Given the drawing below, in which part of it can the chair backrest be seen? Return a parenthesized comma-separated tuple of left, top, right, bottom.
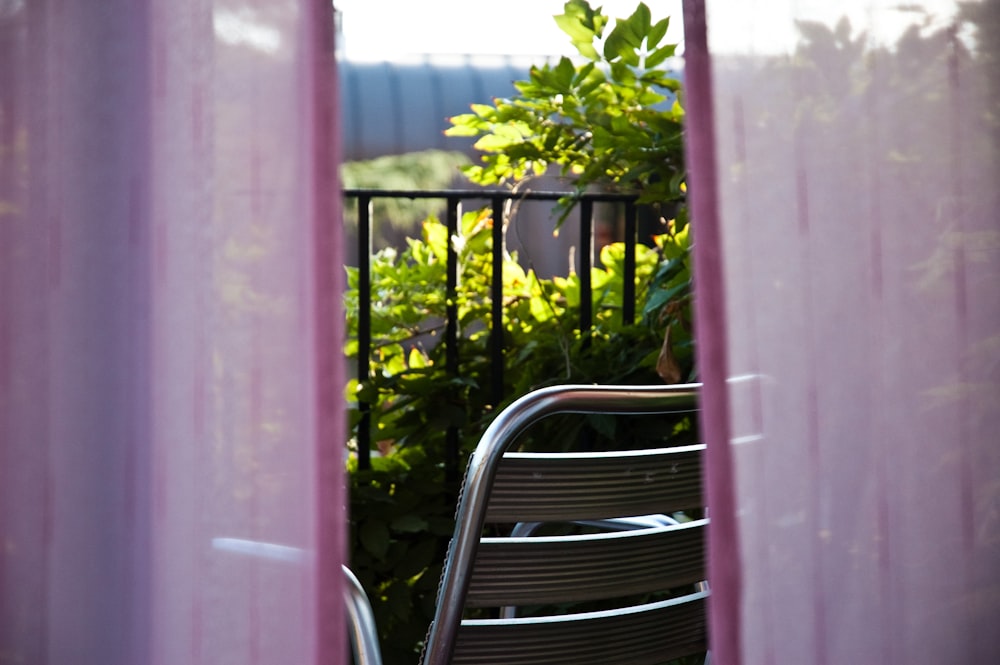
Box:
(420, 383, 706, 665)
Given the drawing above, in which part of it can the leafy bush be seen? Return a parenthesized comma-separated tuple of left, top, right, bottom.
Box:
(345, 207, 690, 447)
(446, 0, 693, 380)
(345, 2, 694, 662)
(345, 209, 693, 664)
(447, 0, 685, 220)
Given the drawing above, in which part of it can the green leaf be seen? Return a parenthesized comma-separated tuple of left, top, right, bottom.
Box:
(609, 61, 637, 86)
(553, 13, 596, 45)
(613, 9, 645, 49)
(390, 513, 429, 533)
(670, 97, 685, 119)
(603, 25, 629, 61)
(554, 56, 576, 91)
(408, 347, 429, 369)
(632, 3, 652, 36)
(444, 121, 478, 138)
(556, 0, 608, 38)
(360, 519, 390, 559)
(573, 61, 596, 85)
(423, 219, 448, 261)
(644, 43, 676, 69)
(473, 133, 513, 152)
(470, 103, 496, 117)
(648, 16, 670, 48)
(659, 278, 691, 304)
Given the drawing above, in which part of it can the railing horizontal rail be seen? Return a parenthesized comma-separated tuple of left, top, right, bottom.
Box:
(343, 188, 641, 202)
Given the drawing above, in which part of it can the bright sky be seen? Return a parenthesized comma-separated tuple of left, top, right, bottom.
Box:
(333, 0, 964, 61)
(334, 0, 685, 61)
(211, 1, 967, 61)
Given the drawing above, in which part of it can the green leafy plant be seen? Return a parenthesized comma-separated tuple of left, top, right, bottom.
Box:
(348, 446, 453, 665)
(345, 3, 695, 662)
(344, 207, 686, 451)
(446, 0, 692, 380)
(446, 0, 686, 219)
(346, 208, 695, 664)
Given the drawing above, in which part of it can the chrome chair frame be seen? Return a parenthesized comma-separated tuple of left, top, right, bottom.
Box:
(420, 383, 705, 665)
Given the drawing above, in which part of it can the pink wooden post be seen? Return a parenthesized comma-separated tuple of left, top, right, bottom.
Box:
(0, 1, 345, 663)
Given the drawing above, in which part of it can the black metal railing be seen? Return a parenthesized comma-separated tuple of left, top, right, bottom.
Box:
(344, 188, 646, 475)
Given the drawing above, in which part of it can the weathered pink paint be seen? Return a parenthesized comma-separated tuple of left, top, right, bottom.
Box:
(0, 2, 345, 664)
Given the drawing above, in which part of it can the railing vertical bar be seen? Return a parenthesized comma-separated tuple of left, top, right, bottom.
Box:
(445, 196, 461, 483)
(357, 194, 373, 471)
(579, 197, 596, 451)
(345, 189, 649, 473)
(579, 198, 594, 338)
(490, 196, 505, 407)
(623, 200, 637, 325)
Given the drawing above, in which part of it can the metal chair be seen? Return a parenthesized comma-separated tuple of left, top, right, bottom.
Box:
(420, 383, 708, 665)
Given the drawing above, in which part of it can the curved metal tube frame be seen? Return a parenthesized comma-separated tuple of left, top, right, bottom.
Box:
(344, 565, 383, 665)
(420, 382, 700, 665)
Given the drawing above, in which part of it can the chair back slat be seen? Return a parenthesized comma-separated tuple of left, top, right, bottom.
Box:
(466, 519, 706, 608)
(486, 446, 704, 523)
(419, 384, 706, 665)
(452, 591, 709, 665)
